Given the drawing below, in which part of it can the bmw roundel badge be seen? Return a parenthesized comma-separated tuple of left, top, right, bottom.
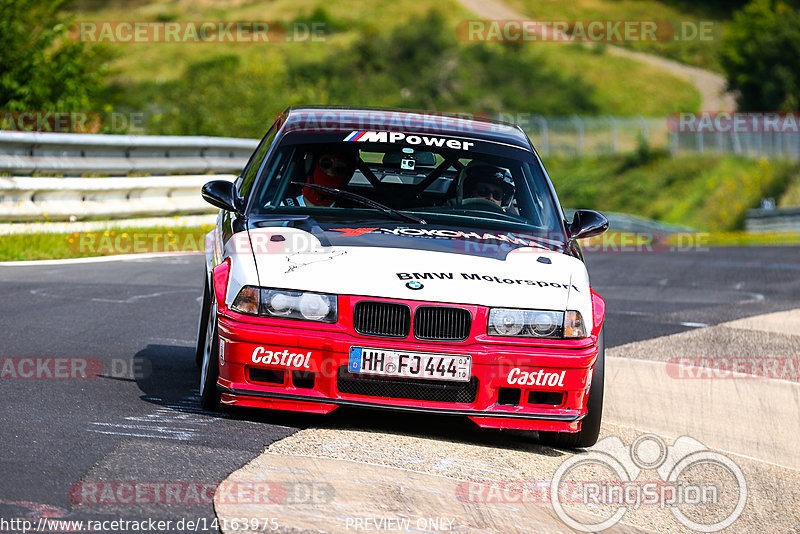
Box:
(406, 281, 424, 290)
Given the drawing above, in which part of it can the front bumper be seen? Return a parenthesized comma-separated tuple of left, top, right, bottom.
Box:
(216, 311, 600, 433)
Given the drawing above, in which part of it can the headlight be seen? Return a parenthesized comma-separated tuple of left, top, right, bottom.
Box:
(488, 309, 526, 336)
(231, 286, 337, 323)
(487, 309, 587, 339)
(297, 293, 332, 321)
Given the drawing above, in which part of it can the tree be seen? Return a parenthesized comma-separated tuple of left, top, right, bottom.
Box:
(719, 0, 800, 110)
(0, 0, 109, 111)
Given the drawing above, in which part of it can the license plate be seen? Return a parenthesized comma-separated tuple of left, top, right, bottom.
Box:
(348, 347, 471, 382)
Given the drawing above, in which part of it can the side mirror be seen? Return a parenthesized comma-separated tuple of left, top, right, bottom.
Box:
(569, 209, 609, 240)
(201, 180, 238, 212)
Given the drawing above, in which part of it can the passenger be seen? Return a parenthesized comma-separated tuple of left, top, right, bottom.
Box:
(299, 149, 357, 207)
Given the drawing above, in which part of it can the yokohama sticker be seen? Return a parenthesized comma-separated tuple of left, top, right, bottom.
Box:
(331, 227, 538, 246)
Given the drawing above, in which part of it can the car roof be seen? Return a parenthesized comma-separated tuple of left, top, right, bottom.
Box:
(280, 106, 533, 151)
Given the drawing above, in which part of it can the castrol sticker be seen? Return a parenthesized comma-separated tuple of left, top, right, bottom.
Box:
(252, 347, 313, 369)
(507, 368, 566, 387)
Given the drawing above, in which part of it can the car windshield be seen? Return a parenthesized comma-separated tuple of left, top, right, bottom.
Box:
(248, 134, 563, 235)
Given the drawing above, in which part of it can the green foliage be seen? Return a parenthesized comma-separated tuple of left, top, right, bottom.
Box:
(661, 0, 750, 17)
(292, 6, 349, 34)
(141, 10, 598, 137)
(720, 0, 800, 110)
(547, 153, 798, 231)
(778, 170, 800, 207)
(618, 135, 667, 172)
(0, 0, 111, 111)
(146, 55, 284, 137)
(289, 11, 598, 113)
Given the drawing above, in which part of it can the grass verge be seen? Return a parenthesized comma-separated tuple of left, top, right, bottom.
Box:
(0, 226, 211, 261)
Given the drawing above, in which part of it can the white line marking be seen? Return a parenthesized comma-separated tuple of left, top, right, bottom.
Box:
(90, 422, 198, 433)
(679, 321, 708, 328)
(86, 429, 191, 441)
(738, 291, 765, 304)
(146, 337, 195, 345)
(30, 287, 196, 304)
(124, 416, 208, 424)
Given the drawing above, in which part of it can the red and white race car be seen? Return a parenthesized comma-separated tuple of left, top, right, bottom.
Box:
(196, 107, 608, 447)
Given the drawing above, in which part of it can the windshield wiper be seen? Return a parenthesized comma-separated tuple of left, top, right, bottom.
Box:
(291, 182, 426, 225)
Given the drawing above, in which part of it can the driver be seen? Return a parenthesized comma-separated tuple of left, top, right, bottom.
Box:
(462, 163, 514, 207)
(298, 149, 358, 207)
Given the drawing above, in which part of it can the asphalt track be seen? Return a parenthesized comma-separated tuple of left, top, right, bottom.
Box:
(1, 246, 798, 532)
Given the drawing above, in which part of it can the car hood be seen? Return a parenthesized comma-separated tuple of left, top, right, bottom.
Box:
(243, 225, 592, 319)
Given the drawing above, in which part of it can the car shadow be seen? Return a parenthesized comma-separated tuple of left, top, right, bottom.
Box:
(323, 407, 566, 457)
(130, 343, 567, 457)
(128, 343, 316, 428)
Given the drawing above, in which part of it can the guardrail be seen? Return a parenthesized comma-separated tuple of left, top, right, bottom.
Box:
(0, 130, 256, 176)
(745, 207, 800, 232)
(0, 131, 255, 222)
(0, 175, 235, 222)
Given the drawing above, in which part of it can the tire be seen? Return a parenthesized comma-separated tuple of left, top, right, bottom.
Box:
(199, 289, 221, 411)
(539, 328, 604, 449)
(195, 273, 211, 368)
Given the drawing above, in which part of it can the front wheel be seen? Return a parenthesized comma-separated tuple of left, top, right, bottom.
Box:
(195, 273, 211, 368)
(199, 297, 221, 411)
(539, 328, 604, 449)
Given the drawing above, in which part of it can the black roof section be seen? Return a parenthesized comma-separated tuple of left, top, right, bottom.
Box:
(280, 106, 532, 150)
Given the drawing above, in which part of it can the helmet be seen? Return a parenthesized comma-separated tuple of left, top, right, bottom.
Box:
(303, 148, 358, 206)
(462, 162, 515, 205)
